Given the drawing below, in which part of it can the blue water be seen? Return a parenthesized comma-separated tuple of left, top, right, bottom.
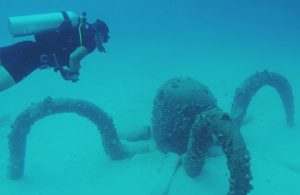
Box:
(0, 0, 299, 194)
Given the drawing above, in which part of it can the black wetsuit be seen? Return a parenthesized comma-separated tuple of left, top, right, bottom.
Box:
(0, 22, 96, 82)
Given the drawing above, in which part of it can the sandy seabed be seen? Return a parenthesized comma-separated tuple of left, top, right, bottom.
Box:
(0, 55, 299, 195)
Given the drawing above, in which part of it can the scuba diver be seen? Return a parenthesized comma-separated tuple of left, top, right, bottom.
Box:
(0, 11, 110, 92)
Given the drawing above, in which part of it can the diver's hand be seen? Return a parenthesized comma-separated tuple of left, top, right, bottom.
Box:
(60, 67, 80, 83)
(67, 71, 80, 83)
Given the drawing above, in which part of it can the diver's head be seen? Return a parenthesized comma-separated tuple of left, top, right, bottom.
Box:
(92, 19, 110, 52)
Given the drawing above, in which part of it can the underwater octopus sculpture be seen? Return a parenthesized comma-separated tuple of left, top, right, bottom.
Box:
(7, 70, 294, 195)
(152, 70, 294, 195)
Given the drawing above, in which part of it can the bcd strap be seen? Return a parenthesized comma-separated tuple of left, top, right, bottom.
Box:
(61, 11, 70, 22)
(61, 11, 84, 47)
(57, 11, 73, 33)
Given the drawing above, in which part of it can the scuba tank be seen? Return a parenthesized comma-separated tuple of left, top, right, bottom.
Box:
(8, 11, 78, 37)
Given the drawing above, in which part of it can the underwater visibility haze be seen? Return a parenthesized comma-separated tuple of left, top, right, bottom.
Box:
(0, 0, 299, 194)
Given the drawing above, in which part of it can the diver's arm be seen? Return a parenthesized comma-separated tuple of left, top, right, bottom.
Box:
(69, 46, 88, 73)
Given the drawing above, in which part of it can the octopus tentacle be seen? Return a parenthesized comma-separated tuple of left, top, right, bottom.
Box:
(231, 70, 294, 127)
(182, 113, 213, 177)
(183, 109, 252, 195)
(199, 108, 252, 195)
(8, 97, 129, 180)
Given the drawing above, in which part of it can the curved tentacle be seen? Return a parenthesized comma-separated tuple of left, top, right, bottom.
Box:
(231, 70, 294, 127)
(8, 97, 129, 180)
(182, 114, 213, 177)
(185, 108, 253, 195)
